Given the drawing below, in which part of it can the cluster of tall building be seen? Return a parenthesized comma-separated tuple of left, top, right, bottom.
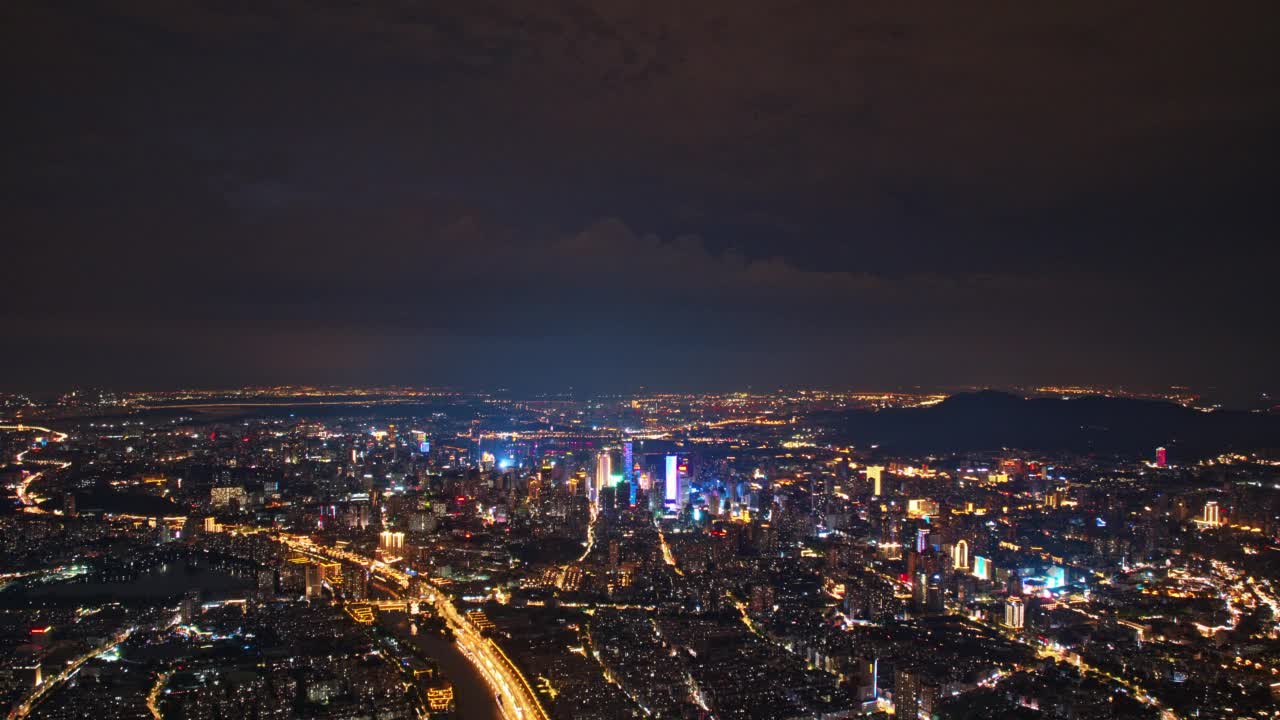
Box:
(588, 446, 693, 514)
(379, 530, 405, 551)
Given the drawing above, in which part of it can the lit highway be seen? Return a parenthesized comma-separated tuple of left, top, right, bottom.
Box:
(0, 424, 70, 442)
(428, 595, 550, 720)
(145, 671, 171, 720)
(271, 533, 550, 720)
(6, 628, 135, 720)
(1030, 638, 1178, 720)
(13, 459, 70, 511)
(576, 502, 599, 562)
(657, 527, 684, 576)
(3, 424, 70, 512)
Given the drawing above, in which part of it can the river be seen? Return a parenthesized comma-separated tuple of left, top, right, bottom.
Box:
(382, 615, 504, 720)
(0, 559, 251, 606)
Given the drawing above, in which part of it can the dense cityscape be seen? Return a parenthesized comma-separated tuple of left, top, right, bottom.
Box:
(5, 1, 1277, 718)
(2, 386, 1278, 719)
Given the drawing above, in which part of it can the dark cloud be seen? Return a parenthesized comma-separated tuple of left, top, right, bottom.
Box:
(1, 1, 1276, 394)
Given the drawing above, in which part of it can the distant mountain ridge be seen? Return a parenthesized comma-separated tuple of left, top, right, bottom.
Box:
(826, 390, 1280, 457)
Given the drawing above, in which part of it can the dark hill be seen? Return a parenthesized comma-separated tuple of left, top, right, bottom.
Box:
(826, 391, 1280, 457)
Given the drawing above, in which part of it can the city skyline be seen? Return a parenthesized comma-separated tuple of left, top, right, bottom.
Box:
(2, 3, 1278, 718)
(3, 385, 1278, 719)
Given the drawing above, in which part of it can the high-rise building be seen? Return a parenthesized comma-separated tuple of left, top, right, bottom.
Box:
(664, 455, 679, 506)
(952, 539, 969, 570)
(895, 668, 922, 720)
(972, 554, 993, 581)
(318, 562, 341, 591)
(1202, 500, 1219, 526)
(853, 657, 878, 702)
(282, 557, 308, 595)
(867, 465, 885, 496)
(256, 568, 275, 600)
(180, 590, 202, 623)
(1156, 446, 1168, 467)
(210, 485, 247, 510)
(1008, 572, 1023, 596)
(622, 442, 634, 482)
(926, 574, 944, 614)
(305, 564, 323, 600)
(912, 571, 927, 613)
(595, 452, 612, 503)
(1004, 597, 1025, 629)
(379, 530, 405, 551)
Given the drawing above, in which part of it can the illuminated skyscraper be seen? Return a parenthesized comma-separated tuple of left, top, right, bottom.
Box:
(210, 485, 247, 509)
(867, 465, 885, 496)
(1202, 500, 1219, 526)
(952, 539, 969, 570)
(623, 442, 634, 482)
(912, 571, 927, 613)
(1004, 597, 1024, 629)
(1156, 446, 1168, 467)
(594, 452, 612, 503)
(380, 530, 405, 551)
(665, 455, 679, 505)
(972, 555, 992, 580)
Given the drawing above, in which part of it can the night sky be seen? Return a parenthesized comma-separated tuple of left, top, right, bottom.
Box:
(3, 2, 1276, 395)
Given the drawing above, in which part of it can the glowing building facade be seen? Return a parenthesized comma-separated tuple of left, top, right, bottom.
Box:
(1004, 597, 1025, 629)
(380, 530, 405, 551)
(867, 465, 885, 496)
(665, 455, 679, 506)
(1203, 500, 1219, 526)
(595, 452, 612, 503)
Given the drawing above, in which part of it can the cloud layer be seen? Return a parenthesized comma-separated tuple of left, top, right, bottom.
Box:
(1, 1, 1276, 393)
